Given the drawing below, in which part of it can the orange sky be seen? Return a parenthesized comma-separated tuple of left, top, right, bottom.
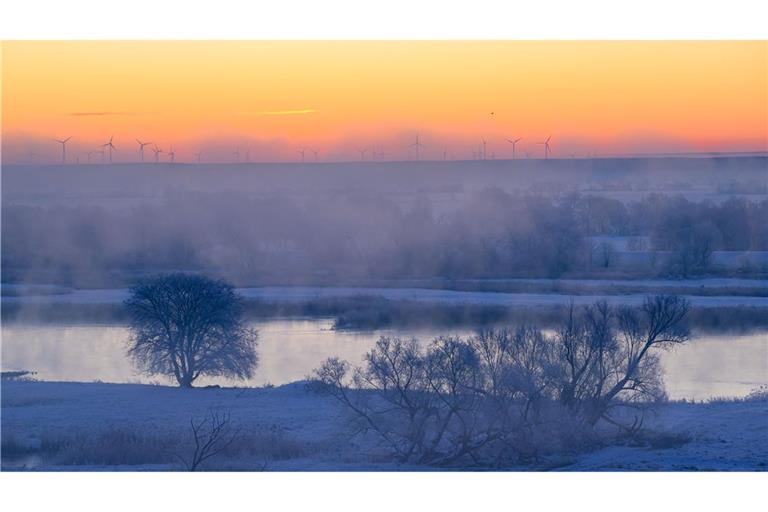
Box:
(2, 41, 766, 163)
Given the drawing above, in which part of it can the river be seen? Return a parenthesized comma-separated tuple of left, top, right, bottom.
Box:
(2, 318, 765, 401)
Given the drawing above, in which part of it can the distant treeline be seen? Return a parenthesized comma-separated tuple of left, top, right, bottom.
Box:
(3, 190, 767, 285)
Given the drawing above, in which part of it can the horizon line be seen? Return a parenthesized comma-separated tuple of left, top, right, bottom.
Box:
(6, 150, 768, 167)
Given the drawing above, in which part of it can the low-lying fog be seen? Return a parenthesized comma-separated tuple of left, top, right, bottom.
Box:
(2, 156, 767, 287)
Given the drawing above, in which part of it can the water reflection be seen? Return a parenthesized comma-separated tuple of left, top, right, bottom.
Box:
(1, 319, 765, 401)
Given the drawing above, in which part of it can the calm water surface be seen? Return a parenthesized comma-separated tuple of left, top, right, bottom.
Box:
(2, 319, 766, 401)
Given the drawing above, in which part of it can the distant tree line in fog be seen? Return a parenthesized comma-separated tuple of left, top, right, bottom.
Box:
(3, 190, 767, 285)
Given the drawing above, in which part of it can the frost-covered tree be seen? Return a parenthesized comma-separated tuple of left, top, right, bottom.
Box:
(125, 273, 258, 388)
(313, 295, 690, 467)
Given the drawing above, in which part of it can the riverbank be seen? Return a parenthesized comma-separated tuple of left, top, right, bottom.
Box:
(4, 281, 768, 334)
(2, 380, 766, 471)
(3, 281, 767, 306)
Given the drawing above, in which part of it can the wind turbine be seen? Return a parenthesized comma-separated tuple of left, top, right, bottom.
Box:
(299, 148, 307, 162)
(537, 135, 552, 159)
(245, 149, 251, 163)
(152, 145, 163, 163)
(481, 139, 487, 160)
(374, 146, 388, 161)
(136, 139, 151, 162)
(312, 149, 319, 162)
(101, 135, 116, 164)
(194, 151, 202, 163)
(443, 147, 448, 161)
(233, 147, 241, 163)
(409, 133, 425, 161)
(356, 147, 368, 161)
(506, 137, 522, 159)
(53, 137, 71, 164)
(168, 146, 176, 163)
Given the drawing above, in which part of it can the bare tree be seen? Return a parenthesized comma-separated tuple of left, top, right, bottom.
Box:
(554, 295, 690, 426)
(312, 295, 691, 467)
(125, 273, 258, 388)
(176, 410, 239, 471)
(314, 338, 435, 462)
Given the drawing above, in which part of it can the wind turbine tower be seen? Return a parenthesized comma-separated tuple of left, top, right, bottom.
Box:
(409, 133, 426, 161)
(506, 137, 522, 159)
(53, 137, 71, 164)
(136, 139, 152, 162)
(538, 136, 552, 159)
(101, 135, 117, 164)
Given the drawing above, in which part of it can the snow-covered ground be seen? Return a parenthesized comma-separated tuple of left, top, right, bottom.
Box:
(567, 401, 768, 471)
(2, 380, 766, 471)
(459, 277, 768, 289)
(3, 284, 767, 308)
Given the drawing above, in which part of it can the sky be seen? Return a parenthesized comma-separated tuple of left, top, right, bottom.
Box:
(2, 40, 766, 163)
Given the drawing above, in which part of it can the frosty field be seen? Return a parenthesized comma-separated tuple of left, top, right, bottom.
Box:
(3, 380, 766, 471)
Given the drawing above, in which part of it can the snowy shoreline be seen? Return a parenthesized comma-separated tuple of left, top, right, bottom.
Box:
(2, 380, 766, 471)
(3, 283, 768, 308)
